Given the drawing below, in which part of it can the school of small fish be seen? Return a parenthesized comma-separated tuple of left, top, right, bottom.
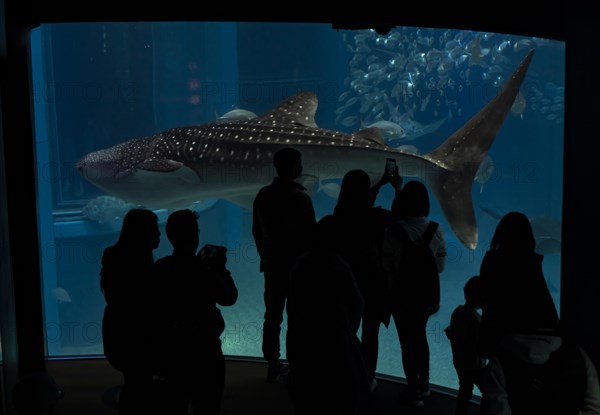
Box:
(335, 27, 564, 143)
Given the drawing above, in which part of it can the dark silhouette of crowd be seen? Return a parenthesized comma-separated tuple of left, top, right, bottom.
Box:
(99, 208, 237, 415)
(75, 147, 598, 415)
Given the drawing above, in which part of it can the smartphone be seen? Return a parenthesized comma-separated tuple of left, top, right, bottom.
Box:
(386, 158, 397, 175)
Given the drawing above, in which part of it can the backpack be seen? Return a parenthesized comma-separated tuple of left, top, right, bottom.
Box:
(389, 220, 440, 314)
(499, 337, 587, 415)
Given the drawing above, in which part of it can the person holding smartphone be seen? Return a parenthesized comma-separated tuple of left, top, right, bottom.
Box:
(332, 160, 403, 392)
(153, 209, 238, 415)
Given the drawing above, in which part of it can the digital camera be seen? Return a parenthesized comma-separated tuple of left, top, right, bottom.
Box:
(199, 244, 228, 261)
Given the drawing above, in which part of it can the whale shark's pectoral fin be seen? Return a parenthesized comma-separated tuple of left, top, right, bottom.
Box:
(137, 159, 184, 172)
(479, 205, 503, 221)
(354, 127, 387, 147)
(257, 91, 318, 128)
(297, 174, 321, 198)
(223, 194, 256, 211)
(535, 237, 562, 255)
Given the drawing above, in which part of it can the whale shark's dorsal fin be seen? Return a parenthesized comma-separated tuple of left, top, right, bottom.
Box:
(354, 127, 387, 147)
(257, 91, 318, 128)
(137, 158, 183, 172)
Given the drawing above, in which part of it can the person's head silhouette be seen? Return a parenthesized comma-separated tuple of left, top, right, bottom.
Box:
(313, 215, 342, 253)
(400, 180, 430, 218)
(463, 275, 482, 308)
(337, 169, 372, 210)
(117, 208, 160, 251)
(273, 147, 303, 180)
(490, 211, 535, 253)
(165, 209, 200, 254)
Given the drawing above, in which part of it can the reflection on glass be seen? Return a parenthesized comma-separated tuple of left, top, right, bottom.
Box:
(31, 22, 564, 392)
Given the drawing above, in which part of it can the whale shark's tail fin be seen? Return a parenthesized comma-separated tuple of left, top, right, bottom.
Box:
(422, 49, 535, 250)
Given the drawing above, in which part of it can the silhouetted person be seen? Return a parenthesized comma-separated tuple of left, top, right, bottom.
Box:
(288, 215, 369, 414)
(478, 211, 559, 358)
(252, 147, 317, 382)
(445, 275, 485, 415)
(477, 211, 600, 414)
(382, 180, 447, 407)
(153, 209, 238, 415)
(100, 208, 160, 415)
(332, 167, 401, 391)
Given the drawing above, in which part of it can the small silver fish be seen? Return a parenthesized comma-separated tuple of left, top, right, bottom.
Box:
(474, 155, 494, 193)
(216, 108, 258, 123)
(341, 116, 359, 127)
(364, 120, 406, 141)
(397, 144, 419, 155)
(338, 90, 351, 102)
(52, 287, 72, 304)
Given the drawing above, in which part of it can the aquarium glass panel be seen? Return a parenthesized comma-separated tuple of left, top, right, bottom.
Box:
(30, 22, 565, 392)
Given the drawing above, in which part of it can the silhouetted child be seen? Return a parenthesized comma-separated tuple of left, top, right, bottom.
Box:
(445, 275, 485, 415)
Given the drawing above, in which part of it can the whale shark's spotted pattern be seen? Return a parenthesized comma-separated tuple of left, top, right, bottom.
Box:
(77, 50, 535, 249)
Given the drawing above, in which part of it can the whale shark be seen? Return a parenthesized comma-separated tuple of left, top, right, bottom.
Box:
(76, 50, 534, 250)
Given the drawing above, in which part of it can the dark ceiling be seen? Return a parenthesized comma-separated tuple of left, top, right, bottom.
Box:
(7, 2, 568, 41)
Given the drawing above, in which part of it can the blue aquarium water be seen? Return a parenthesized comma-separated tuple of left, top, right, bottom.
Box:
(30, 22, 564, 392)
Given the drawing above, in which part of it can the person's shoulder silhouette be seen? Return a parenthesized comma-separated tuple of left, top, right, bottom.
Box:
(290, 214, 356, 305)
(154, 209, 201, 304)
(334, 169, 372, 216)
(155, 208, 237, 312)
(101, 207, 160, 315)
(398, 180, 429, 219)
(487, 211, 537, 257)
(101, 208, 160, 298)
(105, 208, 160, 254)
(479, 210, 559, 357)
